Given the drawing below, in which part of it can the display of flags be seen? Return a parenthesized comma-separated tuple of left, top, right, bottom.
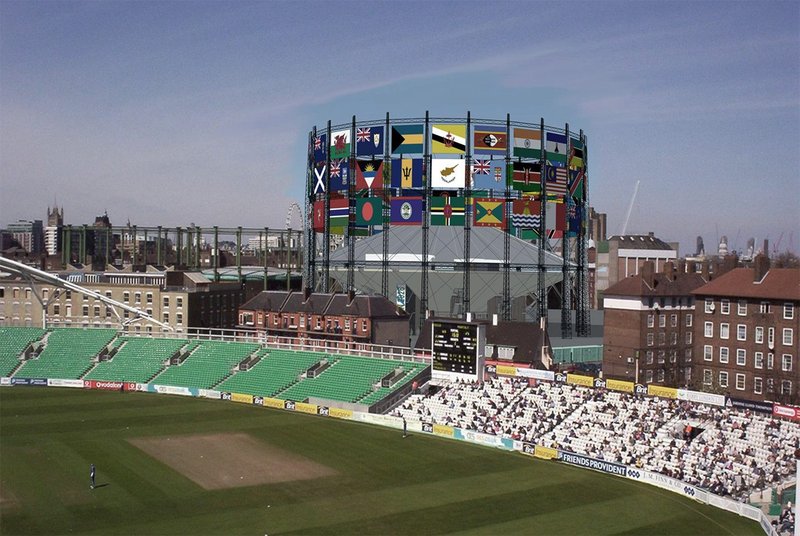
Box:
(328, 159, 349, 192)
(390, 157, 423, 190)
(330, 129, 351, 159)
(356, 126, 384, 156)
(545, 165, 568, 200)
(430, 195, 465, 226)
(473, 198, 505, 227)
(472, 159, 491, 175)
(473, 125, 507, 154)
(390, 197, 423, 225)
(329, 198, 349, 231)
(546, 200, 566, 237)
(431, 158, 465, 190)
(569, 169, 585, 201)
(356, 197, 382, 226)
(546, 132, 567, 165)
(313, 200, 325, 232)
(431, 124, 466, 154)
(511, 161, 541, 194)
(391, 124, 424, 154)
(511, 198, 541, 230)
(313, 133, 327, 163)
(513, 128, 541, 159)
(568, 199, 582, 237)
(355, 160, 383, 190)
(569, 137, 584, 169)
(313, 164, 326, 195)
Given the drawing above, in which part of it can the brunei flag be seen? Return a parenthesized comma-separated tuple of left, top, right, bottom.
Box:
(473, 198, 505, 227)
(431, 124, 466, 154)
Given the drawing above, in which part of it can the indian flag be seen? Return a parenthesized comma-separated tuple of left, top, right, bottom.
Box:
(513, 128, 541, 159)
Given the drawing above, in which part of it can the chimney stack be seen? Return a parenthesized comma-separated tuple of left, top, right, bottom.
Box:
(701, 260, 710, 281)
(664, 261, 675, 282)
(753, 253, 770, 282)
(642, 260, 655, 288)
(677, 258, 686, 275)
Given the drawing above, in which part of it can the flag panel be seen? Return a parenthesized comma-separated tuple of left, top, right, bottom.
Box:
(511, 161, 541, 195)
(569, 137, 584, 169)
(328, 198, 350, 230)
(356, 160, 384, 190)
(473, 198, 505, 227)
(511, 198, 541, 229)
(313, 200, 325, 232)
(391, 124, 424, 154)
(355, 126, 384, 156)
(390, 197, 423, 225)
(328, 159, 350, 192)
(390, 158, 424, 190)
(545, 165, 568, 200)
(513, 128, 541, 159)
(546, 132, 567, 164)
(430, 195, 466, 226)
(473, 125, 507, 154)
(356, 197, 383, 226)
(330, 130, 351, 160)
(312, 164, 327, 195)
(431, 158, 466, 190)
(313, 133, 327, 163)
(431, 124, 466, 154)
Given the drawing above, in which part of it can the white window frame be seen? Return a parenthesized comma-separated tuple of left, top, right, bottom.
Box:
(703, 369, 713, 386)
(783, 354, 793, 372)
(783, 328, 794, 347)
(719, 371, 728, 388)
(737, 324, 747, 341)
(785, 303, 795, 320)
(647, 333, 654, 347)
(720, 299, 730, 315)
(768, 327, 775, 348)
(754, 377, 763, 395)
(659, 314, 666, 328)
(719, 347, 729, 364)
(645, 370, 654, 383)
(781, 380, 792, 396)
(686, 313, 693, 327)
(755, 326, 764, 344)
(647, 314, 654, 328)
(646, 350, 654, 365)
(704, 322, 713, 338)
(768, 353, 774, 370)
(737, 300, 747, 316)
(755, 351, 764, 369)
(685, 331, 693, 345)
(720, 323, 730, 340)
(736, 348, 746, 366)
(704, 345, 713, 361)
(735, 373, 745, 391)
(704, 299, 714, 314)
(671, 314, 677, 327)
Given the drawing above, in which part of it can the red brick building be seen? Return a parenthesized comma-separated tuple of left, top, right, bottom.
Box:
(602, 260, 708, 386)
(692, 256, 800, 404)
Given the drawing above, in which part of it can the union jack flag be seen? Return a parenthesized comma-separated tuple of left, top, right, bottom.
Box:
(330, 160, 341, 178)
(472, 159, 490, 175)
(314, 136, 322, 150)
(356, 128, 371, 143)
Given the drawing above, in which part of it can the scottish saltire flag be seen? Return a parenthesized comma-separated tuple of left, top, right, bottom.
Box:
(569, 137, 584, 169)
(390, 158, 423, 190)
(312, 164, 327, 195)
(513, 128, 541, 159)
(390, 197, 423, 225)
(313, 133, 327, 163)
(430, 195, 465, 226)
(431, 124, 466, 154)
(356, 197, 382, 226)
(328, 198, 349, 232)
(511, 198, 541, 229)
(391, 124, 424, 154)
(473, 198, 505, 227)
(356, 126, 384, 156)
(545, 165, 568, 200)
(328, 159, 349, 192)
(356, 160, 383, 190)
(511, 161, 541, 195)
(431, 158, 465, 190)
(546, 132, 567, 165)
(473, 125, 507, 154)
(330, 129, 351, 159)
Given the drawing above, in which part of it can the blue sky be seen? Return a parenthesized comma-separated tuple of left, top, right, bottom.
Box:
(1, 0, 798, 255)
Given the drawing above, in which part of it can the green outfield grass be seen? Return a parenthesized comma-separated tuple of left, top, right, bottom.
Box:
(0, 387, 761, 535)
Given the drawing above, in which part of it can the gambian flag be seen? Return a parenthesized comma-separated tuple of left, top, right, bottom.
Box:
(330, 129, 351, 160)
(328, 198, 349, 233)
(431, 124, 466, 154)
(473, 198, 505, 227)
(430, 195, 465, 226)
(546, 132, 567, 164)
(513, 128, 541, 159)
(569, 137, 584, 169)
(391, 125, 424, 155)
(473, 125, 507, 154)
(511, 161, 541, 195)
(356, 197, 382, 226)
(511, 198, 541, 230)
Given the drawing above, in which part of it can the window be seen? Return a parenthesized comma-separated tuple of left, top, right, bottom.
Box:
(686, 313, 693, 327)
(670, 332, 678, 345)
(300, 315, 306, 328)
(684, 348, 693, 362)
(65, 290, 71, 300)
(754, 377, 763, 395)
(721, 299, 730, 315)
(657, 369, 665, 383)
(82, 292, 88, 301)
(82, 305, 89, 317)
(163, 313, 169, 324)
(737, 324, 746, 341)
(719, 371, 728, 388)
(670, 314, 677, 327)
(176, 297, 183, 308)
(755, 352, 764, 369)
(344, 318, 350, 331)
(53, 304, 60, 315)
(163, 296, 170, 307)
(767, 378, 775, 394)
(736, 349, 746, 366)
(685, 331, 693, 345)
(123, 291, 130, 303)
(783, 354, 793, 372)
(146, 292, 153, 304)
(105, 291, 112, 299)
(782, 380, 792, 396)
(659, 314, 666, 328)
(755, 327, 764, 344)
(720, 323, 730, 339)
(704, 322, 713, 338)
(42, 288, 49, 300)
(719, 347, 729, 364)
(361, 319, 367, 332)
(736, 374, 745, 391)
(669, 350, 677, 363)
(768, 327, 775, 347)
(658, 332, 665, 346)
(176, 313, 182, 325)
(703, 369, 713, 386)
(737, 301, 747, 316)
(134, 292, 141, 304)
(783, 328, 794, 346)
(647, 314, 654, 328)
(647, 333, 654, 346)
(93, 305, 100, 317)
(704, 345, 713, 361)
(760, 302, 769, 313)
(646, 370, 654, 383)
(705, 299, 714, 313)
(785, 303, 795, 320)
(768, 353, 774, 370)
(646, 350, 654, 364)
(657, 350, 665, 364)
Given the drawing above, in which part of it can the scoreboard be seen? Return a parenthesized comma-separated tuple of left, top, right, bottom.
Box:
(431, 321, 483, 379)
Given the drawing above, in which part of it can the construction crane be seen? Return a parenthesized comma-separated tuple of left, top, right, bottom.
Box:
(620, 180, 640, 235)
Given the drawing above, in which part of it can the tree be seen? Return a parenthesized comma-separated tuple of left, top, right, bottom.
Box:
(772, 251, 800, 268)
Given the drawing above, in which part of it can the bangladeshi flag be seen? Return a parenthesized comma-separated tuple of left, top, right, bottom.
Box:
(356, 197, 382, 226)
